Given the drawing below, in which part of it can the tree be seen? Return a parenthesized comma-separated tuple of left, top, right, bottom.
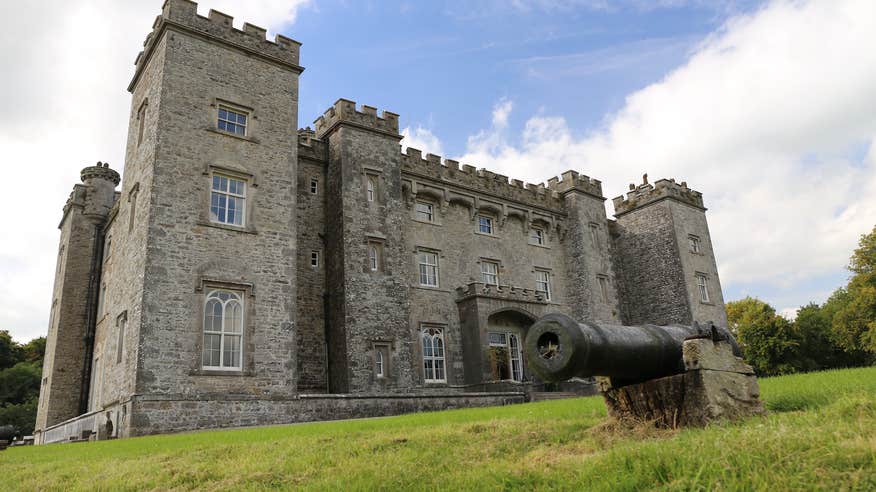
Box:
(831, 226, 876, 358)
(726, 297, 799, 376)
(0, 362, 41, 406)
(0, 330, 21, 370)
(21, 337, 46, 365)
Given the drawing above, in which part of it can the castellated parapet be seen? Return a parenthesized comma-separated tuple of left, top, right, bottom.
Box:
(130, 0, 302, 91)
(613, 178, 705, 216)
(314, 99, 400, 138)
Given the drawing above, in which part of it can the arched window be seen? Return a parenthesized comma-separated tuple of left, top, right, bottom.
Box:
(375, 350, 384, 377)
(422, 326, 446, 382)
(203, 289, 243, 370)
(369, 245, 379, 271)
(367, 176, 376, 202)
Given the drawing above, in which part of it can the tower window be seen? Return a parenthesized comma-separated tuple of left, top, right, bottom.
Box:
(311, 251, 320, 268)
(478, 215, 494, 235)
(696, 273, 710, 303)
(368, 242, 383, 272)
(367, 176, 376, 202)
(597, 275, 610, 303)
(480, 260, 499, 286)
(689, 235, 701, 254)
(202, 289, 244, 370)
(589, 223, 600, 248)
(529, 228, 545, 246)
(136, 100, 148, 146)
(535, 270, 552, 301)
(310, 178, 318, 195)
(210, 174, 246, 226)
(218, 106, 247, 136)
(418, 250, 439, 287)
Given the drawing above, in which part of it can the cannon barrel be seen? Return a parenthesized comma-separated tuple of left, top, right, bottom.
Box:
(523, 313, 740, 384)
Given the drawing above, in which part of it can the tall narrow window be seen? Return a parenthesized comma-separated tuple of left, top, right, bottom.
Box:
(422, 326, 446, 382)
(415, 201, 434, 222)
(367, 176, 376, 202)
(597, 275, 610, 303)
(97, 284, 107, 318)
(696, 274, 710, 303)
(368, 242, 383, 272)
(310, 178, 318, 195)
(589, 223, 600, 248)
(128, 185, 139, 233)
(478, 215, 494, 234)
(529, 228, 545, 246)
(202, 289, 244, 370)
(210, 174, 246, 226)
(689, 235, 701, 253)
(375, 350, 384, 377)
(535, 270, 552, 301)
(509, 334, 523, 382)
(116, 312, 127, 364)
(418, 251, 439, 287)
(481, 261, 499, 285)
(218, 106, 247, 136)
(136, 100, 147, 146)
(311, 251, 319, 268)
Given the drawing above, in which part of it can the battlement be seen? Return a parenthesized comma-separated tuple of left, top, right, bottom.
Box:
(130, 0, 302, 90)
(401, 147, 569, 211)
(455, 282, 549, 304)
(314, 99, 400, 138)
(80, 161, 120, 186)
(612, 177, 705, 216)
(545, 170, 603, 198)
(297, 127, 328, 162)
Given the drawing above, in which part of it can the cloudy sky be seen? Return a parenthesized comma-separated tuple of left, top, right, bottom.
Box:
(1, 0, 874, 342)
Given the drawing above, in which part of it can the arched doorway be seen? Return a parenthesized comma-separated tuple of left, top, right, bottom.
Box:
(485, 309, 536, 382)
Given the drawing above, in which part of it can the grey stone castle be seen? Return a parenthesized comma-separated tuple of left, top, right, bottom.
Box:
(35, 0, 727, 443)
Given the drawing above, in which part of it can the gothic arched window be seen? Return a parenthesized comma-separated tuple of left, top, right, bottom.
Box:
(422, 326, 446, 382)
(202, 289, 244, 370)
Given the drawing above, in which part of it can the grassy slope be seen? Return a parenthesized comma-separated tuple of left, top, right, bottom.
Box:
(1, 367, 874, 491)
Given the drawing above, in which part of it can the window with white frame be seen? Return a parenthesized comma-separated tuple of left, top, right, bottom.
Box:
(415, 201, 434, 222)
(422, 326, 446, 382)
(375, 350, 384, 377)
(310, 251, 319, 268)
(374, 343, 390, 378)
(478, 215, 494, 234)
(202, 289, 244, 370)
(210, 174, 246, 226)
(418, 250, 439, 287)
(535, 270, 552, 301)
(368, 242, 383, 272)
(310, 178, 318, 195)
(217, 106, 247, 136)
(487, 331, 523, 382)
(481, 260, 499, 285)
(689, 235, 701, 253)
(696, 273, 710, 303)
(597, 275, 610, 303)
(367, 176, 376, 202)
(529, 228, 545, 246)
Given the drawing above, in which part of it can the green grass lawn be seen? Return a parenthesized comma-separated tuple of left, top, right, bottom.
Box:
(2, 367, 874, 491)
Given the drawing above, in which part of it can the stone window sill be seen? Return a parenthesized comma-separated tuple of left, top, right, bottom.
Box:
(206, 127, 260, 144)
(475, 231, 498, 238)
(412, 219, 440, 226)
(190, 369, 254, 377)
(197, 220, 258, 235)
(412, 285, 452, 293)
(528, 242, 550, 249)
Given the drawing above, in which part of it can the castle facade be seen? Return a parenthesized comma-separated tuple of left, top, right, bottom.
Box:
(35, 0, 727, 443)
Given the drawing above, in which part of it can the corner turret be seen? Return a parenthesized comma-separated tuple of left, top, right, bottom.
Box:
(79, 162, 120, 222)
(314, 99, 400, 139)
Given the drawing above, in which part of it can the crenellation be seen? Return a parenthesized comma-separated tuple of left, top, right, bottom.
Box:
(314, 99, 400, 137)
(544, 170, 604, 198)
(613, 177, 705, 216)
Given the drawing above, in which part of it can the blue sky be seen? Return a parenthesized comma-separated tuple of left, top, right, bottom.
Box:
(1, 0, 875, 342)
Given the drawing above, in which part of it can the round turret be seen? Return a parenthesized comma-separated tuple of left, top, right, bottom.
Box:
(80, 162, 120, 222)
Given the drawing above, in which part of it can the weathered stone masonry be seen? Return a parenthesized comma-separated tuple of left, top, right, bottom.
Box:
(35, 0, 728, 442)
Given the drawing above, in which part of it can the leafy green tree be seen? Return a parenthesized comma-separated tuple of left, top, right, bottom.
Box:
(21, 337, 46, 365)
(727, 297, 799, 375)
(0, 330, 21, 370)
(0, 399, 38, 437)
(0, 362, 41, 406)
(831, 226, 876, 358)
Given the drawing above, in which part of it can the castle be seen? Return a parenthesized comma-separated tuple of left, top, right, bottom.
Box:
(35, 0, 727, 443)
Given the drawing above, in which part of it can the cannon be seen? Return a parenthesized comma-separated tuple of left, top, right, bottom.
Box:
(523, 313, 762, 427)
(524, 313, 740, 385)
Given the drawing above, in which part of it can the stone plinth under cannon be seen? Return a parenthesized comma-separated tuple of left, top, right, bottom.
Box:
(524, 313, 765, 428)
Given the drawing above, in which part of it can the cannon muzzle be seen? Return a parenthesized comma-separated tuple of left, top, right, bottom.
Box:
(524, 313, 740, 385)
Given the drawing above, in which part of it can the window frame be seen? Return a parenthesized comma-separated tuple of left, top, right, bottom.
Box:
(368, 241, 384, 273)
(529, 227, 545, 246)
(209, 173, 247, 227)
(597, 275, 610, 303)
(535, 269, 552, 301)
(116, 311, 127, 364)
(480, 260, 500, 286)
(589, 222, 600, 248)
(417, 250, 440, 287)
(421, 325, 447, 383)
(201, 288, 245, 371)
(310, 177, 319, 195)
(366, 176, 377, 202)
(217, 105, 248, 136)
(136, 99, 148, 147)
(373, 342, 391, 379)
(415, 201, 435, 223)
(689, 234, 701, 254)
(696, 273, 711, 303)
(310, 250, 320, 268)
(477, 215, 495, 235)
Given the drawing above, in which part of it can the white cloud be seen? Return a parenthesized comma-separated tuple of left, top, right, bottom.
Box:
(0, 0, 308, 342)
(455, 0, 876, 304)
(779, 307, 799, 321)
(400, 126, 444, 156)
